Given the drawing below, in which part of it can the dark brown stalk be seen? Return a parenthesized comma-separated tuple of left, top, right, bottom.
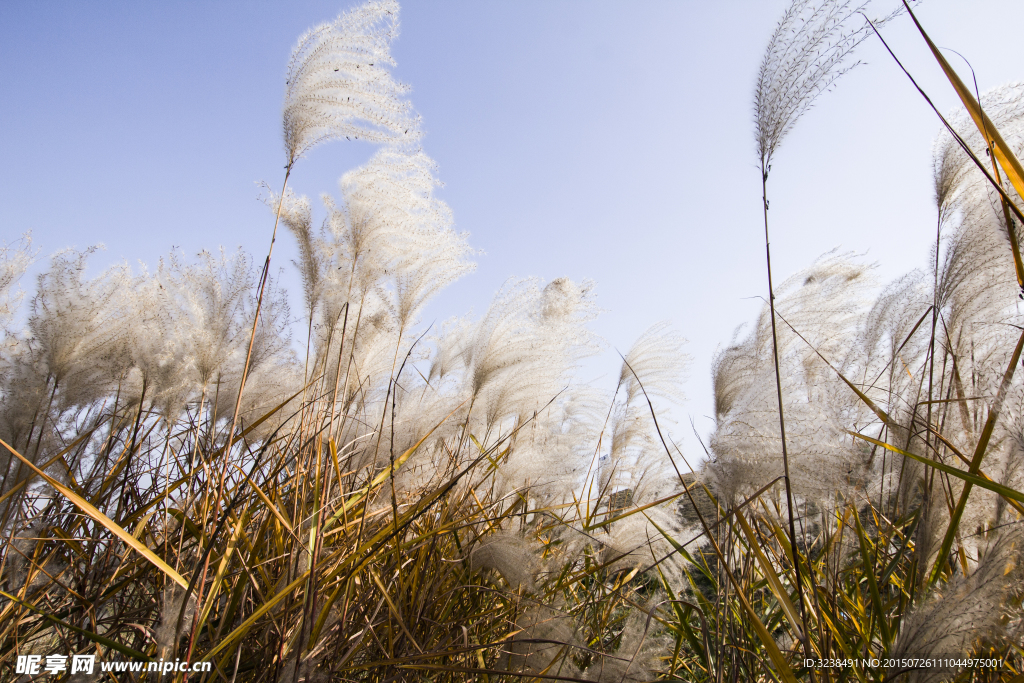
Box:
(302, 304, 352, 658)
(113, 378, 147, 523)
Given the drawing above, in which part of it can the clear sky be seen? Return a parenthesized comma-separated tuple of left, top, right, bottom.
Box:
(2, 0, 1023, 463)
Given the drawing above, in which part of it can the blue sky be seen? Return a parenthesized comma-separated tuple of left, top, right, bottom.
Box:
(2, 0, 1023, 461)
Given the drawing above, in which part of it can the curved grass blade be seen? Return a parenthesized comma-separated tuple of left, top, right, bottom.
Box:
(848, 432, 1024, 505)
(0, 589, 152, 661)
(0, 437, 188, 590)
(735, 508, 806, 643)
(648, 517, 798, 683)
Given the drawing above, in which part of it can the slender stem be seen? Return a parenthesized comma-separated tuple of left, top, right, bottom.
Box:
(184, 163, 292, 681)
(114, 378, 147, 523)
(928, 326, 1024, 585)
(327, 302, 350, 446)
(760, 162, 812, 663)
(205, 163, 294, 540)
(223, 164, 293, 469)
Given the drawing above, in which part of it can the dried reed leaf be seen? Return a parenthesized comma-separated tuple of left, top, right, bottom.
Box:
(0, 437, 188, 590)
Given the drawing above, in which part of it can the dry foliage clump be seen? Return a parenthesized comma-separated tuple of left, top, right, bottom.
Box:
(0, 2, 689, 681)
(2, 1, 1024, 682)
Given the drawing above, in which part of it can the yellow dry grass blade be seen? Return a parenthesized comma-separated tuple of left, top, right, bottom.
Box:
(201, 570, 311, 662)
(740, 597, 798, 682)
(919, 423, 1024, 517)
(367, 567, 424, 654)
(366, 399, 467, 492)
(0, 437, 188, 590)
(780, 299, 1024, 588)
(0, 430, 95, 507)
(905, 2, 1024, 286)
(0, 589, 153, 661)
(104, 509, 161, 586)
(812, 601, 865, 681)
(328, 437, 343, 489)
(196, 509, 249, 631)
(848, 432, 1024, 505)
(321, 400, 465, 533)
(734, 508, 806, 644)
(234, 463, 294, 534)
(776, 312, 899, 432)
(929, 326, 1024, 583)
(648, 518, 798, 683)
(584, 491, 683, 531)
(851, 504, 892, 649)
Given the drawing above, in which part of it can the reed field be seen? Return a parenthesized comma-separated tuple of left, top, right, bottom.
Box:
(1, 0, 1022, 681)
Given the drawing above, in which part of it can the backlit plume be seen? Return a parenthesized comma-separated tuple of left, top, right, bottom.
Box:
(4, 1, 1023, 679)
(283, 0, 419, 164)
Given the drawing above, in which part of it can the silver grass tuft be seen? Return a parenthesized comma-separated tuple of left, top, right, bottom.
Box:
(756, 0, 901, 170)
(501, 604, 581, 678)
(889, 531, 1022, 682)
(707, 252, 877, 508)
(585, 602, 666, 683)
(469, 531, 541, 592)
(283, 0, 419, 163)
(0, 233, 33, 334)
(154, 584, 197, 661)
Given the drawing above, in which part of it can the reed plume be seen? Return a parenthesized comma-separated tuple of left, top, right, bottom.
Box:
(283, 0, 419, 165)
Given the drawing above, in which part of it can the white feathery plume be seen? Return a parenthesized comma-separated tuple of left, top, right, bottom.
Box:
(432, 277, 603, 506)
(921, 84, 1024, 496)
(236, 357, 303, 440)
(277, 191, 323, 319)
(464, 279, 545, 404)
(756, 0, 901, 170)
(889, 531, 1022, 683)
(427, 315, 473, 385)
(0, 336, 47, 455)
(339, 147, 474, 328)
(244, 273, 293, 379)
(604, 322, 687, 501)
(932, 83, 1024, 215)
(585, 602, 667, 683)
(155, 584, 197, 660)
(283, 0, 419, 164)
(858, 269, 930, 393)
(223, 0, 421, 472)
(159, 248, 252, 389)
(0, 236, 37, 456)
(706, 252, 877, 508)
(752, 1, 900, 623)
(0, 233, 33, 335)
(469, 531, 541, 593)
(463, 278, 597, 444)
(121, 269, 195, 422)
(932, 85, 1024, 333)
(598, 504, 688, 586)
(212, 271, 294, 425)
(501, 604, 580, 678)
(26, 248, 128, 412)
(617, 321, 688, 407)
(578, 323, 691, 587)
